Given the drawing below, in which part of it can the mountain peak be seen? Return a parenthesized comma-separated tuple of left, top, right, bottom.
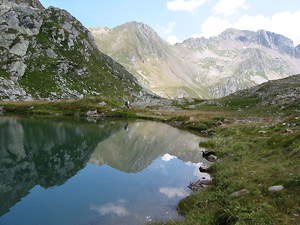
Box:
(218, 28, 295, 56)
(219, 28, 255, 41)
(256, 30, 294, 54)
(4, 0, 44, 9)
(122, 21, 161, 41)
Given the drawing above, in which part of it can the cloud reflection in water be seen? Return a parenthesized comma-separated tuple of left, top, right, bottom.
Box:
(161, 154, 177, 162)
(159, 187, 188, 198)
(90, 199, 130, 217)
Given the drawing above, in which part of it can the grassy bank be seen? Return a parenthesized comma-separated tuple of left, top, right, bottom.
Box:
(1, 97, 300, 224)
(169, 115, 300, 224)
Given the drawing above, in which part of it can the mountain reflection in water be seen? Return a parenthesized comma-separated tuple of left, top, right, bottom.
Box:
(0, 116, 210, 225)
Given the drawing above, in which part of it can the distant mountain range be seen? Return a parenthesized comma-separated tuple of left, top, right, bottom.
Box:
(89, 22, 300, 99)
(1, 0, 299, 101)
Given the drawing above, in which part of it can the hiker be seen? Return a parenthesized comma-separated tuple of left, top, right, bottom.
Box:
(125, 99, 130, 109)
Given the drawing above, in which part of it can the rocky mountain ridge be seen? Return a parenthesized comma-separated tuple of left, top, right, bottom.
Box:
(90, 22, 300, 99)
(0, 1, 156, 101)
(232, 74, 300, 107)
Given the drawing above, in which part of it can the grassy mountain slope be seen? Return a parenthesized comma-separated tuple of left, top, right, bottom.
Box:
(89, 22, 210, 99)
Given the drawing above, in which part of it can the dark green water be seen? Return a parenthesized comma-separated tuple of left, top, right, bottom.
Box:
(0, 116, 210, 225)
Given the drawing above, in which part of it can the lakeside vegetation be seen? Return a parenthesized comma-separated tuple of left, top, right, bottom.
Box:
(0, 94, 299, 225)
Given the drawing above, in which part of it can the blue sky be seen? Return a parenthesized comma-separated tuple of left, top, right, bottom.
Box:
(39, 0, 300, 45)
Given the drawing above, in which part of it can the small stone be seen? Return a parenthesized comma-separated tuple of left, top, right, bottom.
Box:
(285, 129, 293, 133)
(289, 147, 300, 156)
(111, 108, 116, 112)
(259, 130, 266, 134)
(207, 155, 217, 162)
(99, 101, 106, 106)
(217, 121, 223, 125)
(230, 189, 249, 197)
(268, 185, 284, 192)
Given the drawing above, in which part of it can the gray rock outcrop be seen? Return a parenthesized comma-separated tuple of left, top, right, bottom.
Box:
(0, 0, 157, 101)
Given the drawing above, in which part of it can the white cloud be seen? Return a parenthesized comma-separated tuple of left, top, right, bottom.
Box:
(157, 22, 176, 35)
(196, 10, 300, 45)
(200, 16, 232, 38)
(167, 0, 208, 13)
(191, 33, 204, 39)
(90, 201, 130, 217)
(213, 0, 249, 17)
(159, 187, 188, 198)
(162, 153, 177, 161)
(167, 35, 183, 45)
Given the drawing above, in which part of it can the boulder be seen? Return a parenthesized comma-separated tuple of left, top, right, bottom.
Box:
(9, 39, 29, 56)
(230, 189, 249, 197)
(207, 155, 217, 162)
(202, 150, 215, 157)
(199, 165, 212, 173)
(9, 60, 27, 80)
(98, 101, 106, 106)
(188, 178, 212, 191)
(85, 110, 98, 117)
(195, 179, 212, 185)
(268, 185, 284, 192)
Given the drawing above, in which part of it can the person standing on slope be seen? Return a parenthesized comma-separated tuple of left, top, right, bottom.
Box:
(125, 99, 130, 109)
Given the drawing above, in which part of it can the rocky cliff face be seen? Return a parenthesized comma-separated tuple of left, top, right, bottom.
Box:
(91, 23, 300, 99)
(4, 0, 44, 9)
(0, 1, 155, 101)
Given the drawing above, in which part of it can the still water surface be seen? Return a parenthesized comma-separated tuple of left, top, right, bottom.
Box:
(0, 116, 209, 225)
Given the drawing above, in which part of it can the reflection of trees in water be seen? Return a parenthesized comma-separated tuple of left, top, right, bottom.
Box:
(0, 117, 121, 216)
(90, 121, 208, 173)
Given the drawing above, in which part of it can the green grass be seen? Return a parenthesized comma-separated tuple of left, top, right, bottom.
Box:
(172, 115, 300, 225)
(0, 68, 9, 79)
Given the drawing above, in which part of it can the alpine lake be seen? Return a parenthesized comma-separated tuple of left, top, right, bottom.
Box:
(0, 115, 211, 225)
